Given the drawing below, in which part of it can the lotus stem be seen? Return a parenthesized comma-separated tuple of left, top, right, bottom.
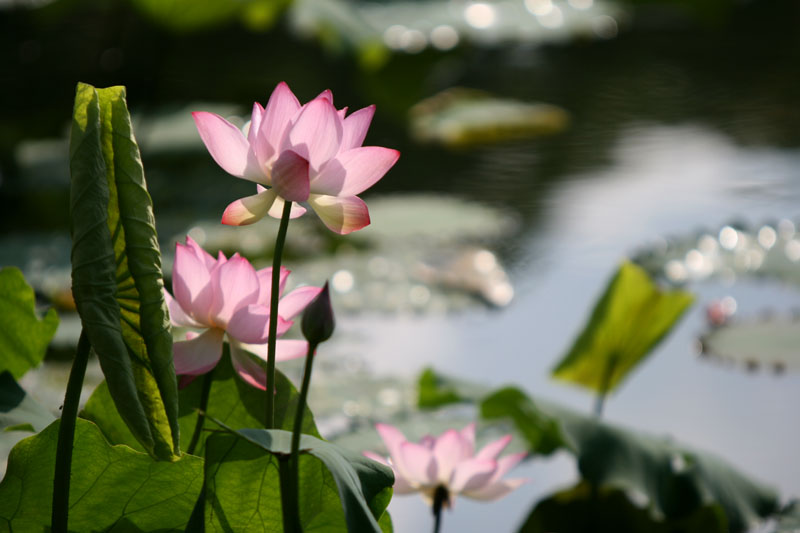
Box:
(432, 485, 448, 533)
(52, 329, 91, 533)
(266, 200, 293, 429)
(186, 361, 217, 456)
(287, 341, 318, 532)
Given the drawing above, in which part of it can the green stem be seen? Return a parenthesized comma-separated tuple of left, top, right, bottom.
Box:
(432, 485, 448, 533)
(279, 457, 302, 533)
(266, 200, 293, 429)
(287, 341, 317, 532)
(594, 352, 620, 418)
(186, 362, 217, 456)
(52, 329, 91, 533)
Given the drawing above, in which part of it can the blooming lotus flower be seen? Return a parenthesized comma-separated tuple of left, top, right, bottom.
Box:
(364, 423, 528, 508)
(192, 82, 400, 234)
(165, 236, 321, 389)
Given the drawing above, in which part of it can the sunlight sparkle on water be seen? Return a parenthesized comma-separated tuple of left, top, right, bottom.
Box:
(332, 270, 355, 293)
(719, 226, 739, 250)
(525, 0, 554, 16)
(430, 25, 460, 50)
(784, 239, 800, 262)
(539, 5, 564, 28)
(464, 2, 497, 29)
(592, 15, 618, 38)
(757, 225, 777, 249)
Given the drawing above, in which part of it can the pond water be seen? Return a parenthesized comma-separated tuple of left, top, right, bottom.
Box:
(2, 2, 800, 530)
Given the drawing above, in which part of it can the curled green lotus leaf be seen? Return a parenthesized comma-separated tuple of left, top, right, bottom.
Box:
(70, 82, 179, 460)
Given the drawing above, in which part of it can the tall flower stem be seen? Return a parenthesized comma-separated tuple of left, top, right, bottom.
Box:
(186, 361, 218, 456)
(266, 200, 293, 429)
(52, 329, 91, 533)
(286, 341, 318, 532)
(432, 485, 449, 533)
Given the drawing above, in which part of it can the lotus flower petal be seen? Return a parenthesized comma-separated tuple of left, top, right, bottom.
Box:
(234, 339, 309, 363)
(399, 442, 437, 486)
(271, 149, 311, 202)
(475, 434, 512, 461)
(221, 188, 277, 226)
(192, 111, 260, 181)
(229, 341, 267, 390)
(308, 194, 370, 235)
(285, 97, 342, 171)
(370, 422, 527, 507)
(259, 82, 301, 159)
(433, 429, 469, 483)
(164, 289, 202, 328)
(312, 146, 399, 197)
(340, 105, 375, 151)
(173, 329, 224, 375)
(463, 478, 528, 501)
(279, 285, 324, 320)
(449, 458, 496, 493)
(196, 83, 396, 231)
(173, 240, 214, 324)
(209, 255, 260, 325)
(256, 266, 290, 306)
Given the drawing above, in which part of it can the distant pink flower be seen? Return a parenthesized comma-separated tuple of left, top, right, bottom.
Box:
(192, 82, 400, 234)
(365, 423, 528, 508)
(165, 236, 321, 389)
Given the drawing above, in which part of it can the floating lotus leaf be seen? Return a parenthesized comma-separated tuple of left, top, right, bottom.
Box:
(410, 88, 569, 147)
(698, 316, 800, 374)
(632, 220, 800, 287)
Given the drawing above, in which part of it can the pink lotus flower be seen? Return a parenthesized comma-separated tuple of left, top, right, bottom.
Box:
(192, 82, 400, 234)
(365, 423, 528, 508)
(165, 236, 321, 389)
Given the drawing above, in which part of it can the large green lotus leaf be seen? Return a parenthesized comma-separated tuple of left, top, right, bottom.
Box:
(699, 317, 800, 374)
(130, 0, 240, 31)
(410, 88, 569, 147)
(70, 82, 179, 460)
(204, 428, 393, 532)
(0, 419, 202, 531)
(481, 387, 779, 533)
(81, 355, 320, 455)
(0, 371, 54, 433)
(0, 267, 58, 379)
(552, 261, 694, 394)
(417, 366, 490, 409)
(519, 481, 727, 533)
